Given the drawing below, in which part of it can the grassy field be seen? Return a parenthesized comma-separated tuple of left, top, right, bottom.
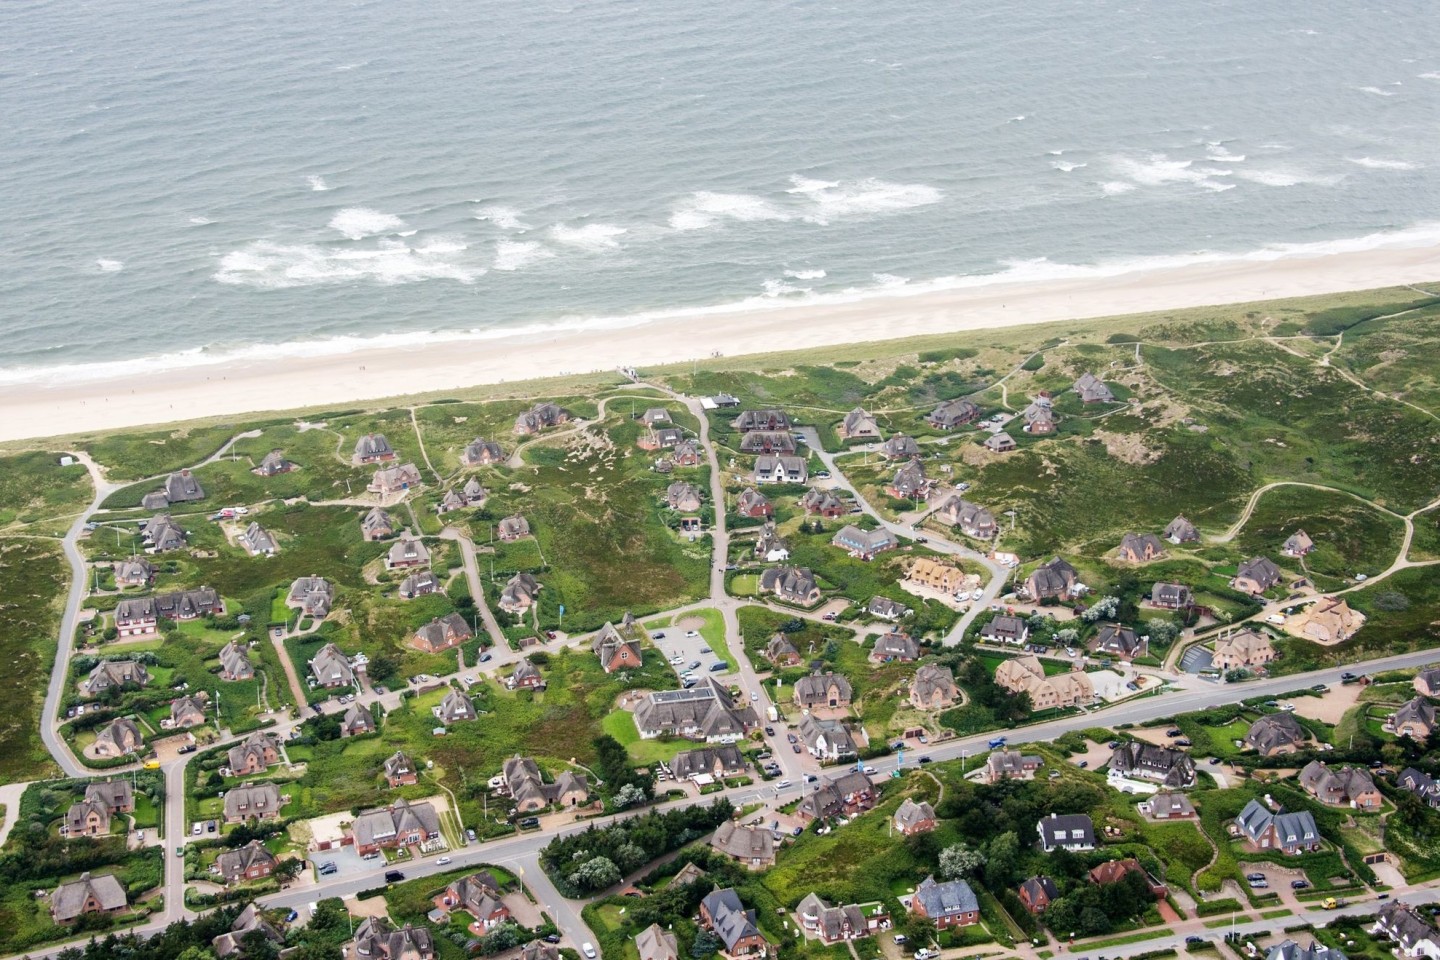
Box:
(0, 538, 67, 783)
(1230, 486, 1406, 588)
(268, 644, 679, 825)
(0, 452, 93, 528)
(1273, 566, 1440, 673)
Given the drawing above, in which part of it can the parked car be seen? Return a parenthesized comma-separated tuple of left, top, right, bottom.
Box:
(792, 743, 801, 753)
(709, 662, 727, 671)
(385, 870, 406, 883)
(1166, 728, 1182, 737)
(519, 817, 541, 829)
(479, 652, 492, 663)
(1291, 879, 1310, 889)
(466, 828, 477, 841)
(685, 631, 699, 639)
(893, 935, 908, 945)
(652, 631, 666, 639)
(764, 726, 775, 736)
(1186, 937, 1206, 946)
(689, 660, 701, 669)
(582, 944, 597, 959)
(1077, 760, 1089, 769)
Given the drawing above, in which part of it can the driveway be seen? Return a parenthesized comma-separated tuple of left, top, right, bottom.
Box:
(308, 843, 370, 881)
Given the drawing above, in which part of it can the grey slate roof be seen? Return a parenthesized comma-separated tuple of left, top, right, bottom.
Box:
(702, 887, 763, 952)
(1267, 941, 1347, 960)
(914, 875, 979, 918)
(1237, 556, 1283, 590)
(1109, 741, 1196, 788)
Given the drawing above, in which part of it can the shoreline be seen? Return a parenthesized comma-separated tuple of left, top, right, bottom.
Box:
(4, 244, 1440, 444)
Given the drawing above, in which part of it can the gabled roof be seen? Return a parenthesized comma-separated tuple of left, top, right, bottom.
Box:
(52, 871, 126, 920)
(215, 840, 277, 881)
(1245, 713, 1307, 753)
(894, 798, 936, 830)
(702, 887, 764, 951)
(711, 820, 775, 862)
(1267, 940, 1347, 960)
(1393, 696, 1437, 734)
(1237, 556, 1283, 588)
(915, 875, 978, 917)
(1164, 515, 1200, 542)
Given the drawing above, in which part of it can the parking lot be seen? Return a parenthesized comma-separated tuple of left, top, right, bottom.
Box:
(649, 624, 730, 682)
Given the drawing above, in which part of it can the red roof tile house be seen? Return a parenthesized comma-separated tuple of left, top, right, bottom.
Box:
(1089, 858, 1167, 899)
(593, 613, 646, 673)
(734, 488, 773, 518)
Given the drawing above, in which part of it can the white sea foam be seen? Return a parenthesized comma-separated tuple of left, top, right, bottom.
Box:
(1357, 86, 1396, 97)
(307, 175, 330, 192)
(329, 207, 406, 240)
(760, 278, 811, 298)
(1348, 156, 1419, 171)
(26, 220, 1440, 388)
(1234, 168, 1340, 187)
(1051, 160, 1086, 172)
(872, 273, 910, 287)
(96, 258, 124, 272)
(188, 216, 213, 225)
(1420, 72, 1440, 80)
(1205, 146, 1246, 162)
(784, 268, 827, 280)
(669, 191, 792, 231)
(1100, 181, 1136, 196)
(550, 223, 627, 251)
(214, 239, 481, 288)
(1199, 181, 1236, 192)
(1109, 154, 1236, 192)
(474, 205, 528, 230)
(786, 176, 942, 223)
(492, 240, 554, 271)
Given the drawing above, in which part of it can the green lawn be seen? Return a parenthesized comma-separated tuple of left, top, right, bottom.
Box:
(601, 710, 689, 765)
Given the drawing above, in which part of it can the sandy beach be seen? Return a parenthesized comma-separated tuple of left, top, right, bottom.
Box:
(4, 244, 1439, 444)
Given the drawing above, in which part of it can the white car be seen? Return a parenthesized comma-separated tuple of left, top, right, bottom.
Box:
(971, 589, 984, 601)
(750, 691, 759, 701)
(685, 630, 699, 638)
(669, 655, 684, 665)
(582, 945, 597, 959)
(776, 780, 792, 789)
(436, 856, 451, 865)
(233, 506, 249, 516)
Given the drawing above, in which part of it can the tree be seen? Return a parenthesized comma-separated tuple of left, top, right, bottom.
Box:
(984, 831, 1020, 889)
(691, 931, 722, 958)
(938, 842, 986, 879)
(1145, 618, 1181, 647)
(367, 653, 399, 683)
(1054, 628, 1079, 644)
(570, 855, 621, 891)
(274, 856, 305, 884)
(1081, 596, 1119, 623)
(611, 783, 647, 810)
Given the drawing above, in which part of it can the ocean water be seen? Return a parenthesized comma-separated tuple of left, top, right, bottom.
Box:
(2, 0, 1440, 383)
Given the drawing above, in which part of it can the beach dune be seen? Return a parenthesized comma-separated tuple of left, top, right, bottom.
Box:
(3, 244, 1439, 444)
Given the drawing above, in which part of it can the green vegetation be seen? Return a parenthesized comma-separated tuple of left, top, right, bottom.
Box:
(1231, 486, 1405, 588)
(0, 777, 167, 955)
(0, 538, 67, 783)
(0, 452, 93, 528)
